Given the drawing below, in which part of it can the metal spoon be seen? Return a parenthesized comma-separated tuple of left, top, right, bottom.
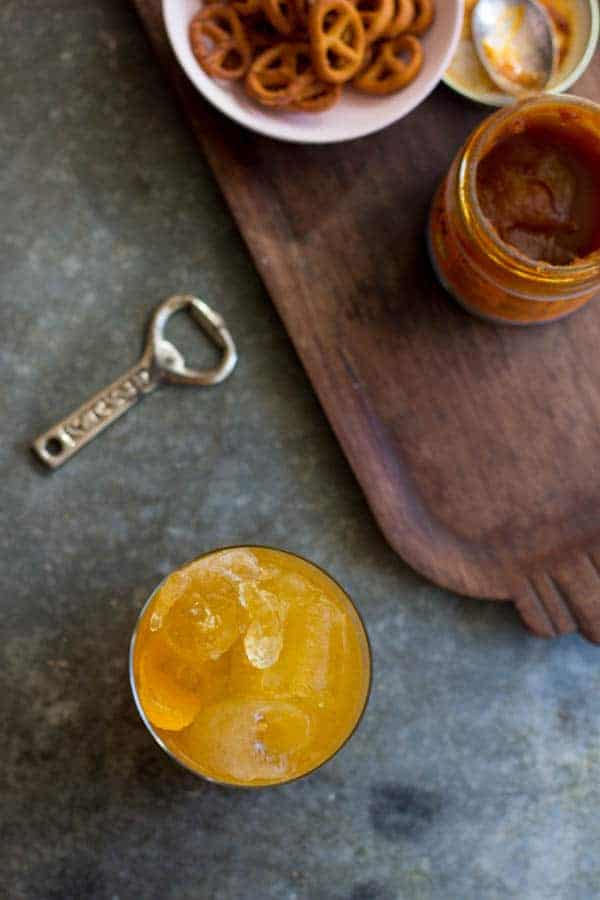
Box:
(472, 0, 558, 97)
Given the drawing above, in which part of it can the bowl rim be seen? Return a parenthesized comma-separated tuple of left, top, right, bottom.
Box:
(129, 544, 373, 789)
(443, 0, 600, 107)
(162, 0, 465, 144)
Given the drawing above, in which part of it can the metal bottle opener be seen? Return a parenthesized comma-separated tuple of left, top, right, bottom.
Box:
(33, 294, 237, 470)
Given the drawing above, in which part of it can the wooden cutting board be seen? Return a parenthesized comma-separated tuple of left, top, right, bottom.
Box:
(133, 0, 600, 644)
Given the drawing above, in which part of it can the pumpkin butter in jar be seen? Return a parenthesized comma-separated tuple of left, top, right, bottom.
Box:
(429, 95, 600, 324)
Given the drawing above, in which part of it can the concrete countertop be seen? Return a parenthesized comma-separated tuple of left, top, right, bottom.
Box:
(2, 2, 600, 898)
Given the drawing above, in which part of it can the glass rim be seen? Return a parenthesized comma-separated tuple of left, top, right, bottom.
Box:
(129, 544, 373, 790)
(458, 93, 600, 287)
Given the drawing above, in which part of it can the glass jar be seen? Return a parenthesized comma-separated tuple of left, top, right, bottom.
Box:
(428, 94, 600, 325)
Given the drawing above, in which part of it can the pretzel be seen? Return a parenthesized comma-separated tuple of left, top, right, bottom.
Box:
(353, 33, 422, 94)
(410, 0, 434, 35)
(383, 0, 414, 37)
(261, 0, 298, 34)
(309, 0, 366, 83)
(292, 0, 311, 25)
(190, 6, 252, 80)
(292, 77, 342, 110)
(233, 0, 262, 14)
(189, 0, 428, 111)
(245, 42, 313, 105)
(353, 0, 394, 43)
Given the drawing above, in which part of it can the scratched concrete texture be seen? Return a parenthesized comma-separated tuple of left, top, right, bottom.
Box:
(2, 2, 600, 899)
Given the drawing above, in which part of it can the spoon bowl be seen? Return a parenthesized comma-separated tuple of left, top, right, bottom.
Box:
(472, 0, 557, 96)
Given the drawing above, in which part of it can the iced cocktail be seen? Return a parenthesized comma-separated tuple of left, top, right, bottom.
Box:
(130, 547, 371, 786)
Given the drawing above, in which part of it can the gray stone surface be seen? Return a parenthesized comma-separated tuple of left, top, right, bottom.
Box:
(2, 2, 600, 899)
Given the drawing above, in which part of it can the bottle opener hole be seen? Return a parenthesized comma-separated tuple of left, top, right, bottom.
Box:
(45, 437, 64, 457)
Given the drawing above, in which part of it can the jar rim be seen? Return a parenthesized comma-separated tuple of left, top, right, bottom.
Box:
(458, 94, 600, 286)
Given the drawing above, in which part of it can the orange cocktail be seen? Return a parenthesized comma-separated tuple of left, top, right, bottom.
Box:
(130, 547, 371, 786)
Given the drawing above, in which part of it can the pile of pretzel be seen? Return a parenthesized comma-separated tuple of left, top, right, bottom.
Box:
(190, 0, 434, 112)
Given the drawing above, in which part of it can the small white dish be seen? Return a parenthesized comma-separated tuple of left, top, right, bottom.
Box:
(444, 0, 599, 106)
(162, 0, 464, 144)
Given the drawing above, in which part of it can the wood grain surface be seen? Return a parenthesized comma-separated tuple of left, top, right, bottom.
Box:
(132, 0, 600, 643)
